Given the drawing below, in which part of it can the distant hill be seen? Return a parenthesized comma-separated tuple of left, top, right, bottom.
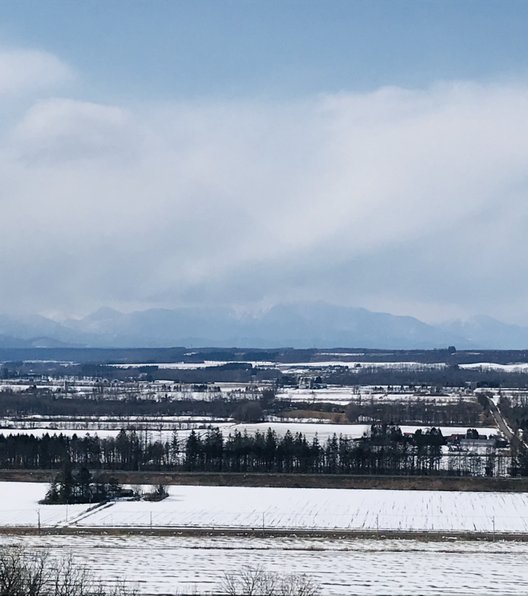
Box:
(440, 315, 528, 350)
(61, 303, 461, 348)
(0, 303, 527, 349)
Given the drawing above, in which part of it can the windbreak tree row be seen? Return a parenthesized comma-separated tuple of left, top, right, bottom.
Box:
(0, 425, 511, 477)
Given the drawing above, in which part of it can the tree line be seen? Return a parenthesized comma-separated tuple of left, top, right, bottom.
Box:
(344, 397, 484, 426)
(0, 387, 486, 428)
(0, 425, 508, 477)
(0, 390, 260, 419)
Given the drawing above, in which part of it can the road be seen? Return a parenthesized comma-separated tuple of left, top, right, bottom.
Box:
(486, 395, 528, 453)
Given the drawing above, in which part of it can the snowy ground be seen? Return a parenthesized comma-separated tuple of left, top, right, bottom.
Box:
(279, 385, 474, 404)
(0, 482, 89, 527)
(110, 361, 276, 369)
(3, 483, 528, 594)
(75, 486, 528, 533)
(1, 483, 527, 534)
(0, 533, 527, 595)
(109, 360, 449, 372)
(0, 376, 481, 405)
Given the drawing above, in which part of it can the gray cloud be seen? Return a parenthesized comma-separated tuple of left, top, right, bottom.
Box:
(1, 53, 528, 324)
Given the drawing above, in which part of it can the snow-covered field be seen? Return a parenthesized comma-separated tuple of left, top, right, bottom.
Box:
(0, 482, 89, 527)
(279, 385, 473, 404)
(1, 482, 526, 534)
(109, 360, 445, 369)
(109, 361, 276, 370)
(0, 376, 481, 405)
(2, 483, 528, 594)
(1, 533, 527, 595)
(76, 486, 528, 533)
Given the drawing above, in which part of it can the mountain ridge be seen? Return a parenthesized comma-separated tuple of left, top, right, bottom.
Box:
(0, 303, 526, 349)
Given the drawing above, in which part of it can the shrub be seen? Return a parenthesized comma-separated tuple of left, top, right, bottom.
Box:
(0, 548, 136, 595)
(221, 565, 320, 596)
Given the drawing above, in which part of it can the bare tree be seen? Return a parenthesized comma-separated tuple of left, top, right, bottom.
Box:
(221, 565, 320, 596)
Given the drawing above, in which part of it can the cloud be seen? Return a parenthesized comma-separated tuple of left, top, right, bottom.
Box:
(2, 75, 528, 322)
(13, 98, 135, 162)
(0, 48, 74, 96)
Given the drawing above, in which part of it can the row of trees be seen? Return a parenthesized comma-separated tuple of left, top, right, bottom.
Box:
(328, 366, 528, 388)
(184, 425, 450, 474)
(0, 390, 261, 419)
(344, 397, 484, 426)
(0, 425, 508, 476)
(0, 386, 279, 421)
(0, 390, 488, 430)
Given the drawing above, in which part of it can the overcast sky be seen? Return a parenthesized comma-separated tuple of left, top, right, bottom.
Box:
(2, 1, 528, 323)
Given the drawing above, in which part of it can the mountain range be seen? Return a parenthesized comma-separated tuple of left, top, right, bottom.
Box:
(1, 303, 528, 349)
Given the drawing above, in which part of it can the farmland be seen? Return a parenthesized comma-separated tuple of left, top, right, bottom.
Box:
(2, 481, 528, 594)
(3, 482, 528, 535)
(2, 350, 528, 594)
(0, 352, 522, 480)
(1, 533, 527, 595)
(3, 491, 528, 596)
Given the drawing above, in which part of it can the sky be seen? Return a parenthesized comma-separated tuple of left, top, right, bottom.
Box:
(2, 1, 528, 323)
